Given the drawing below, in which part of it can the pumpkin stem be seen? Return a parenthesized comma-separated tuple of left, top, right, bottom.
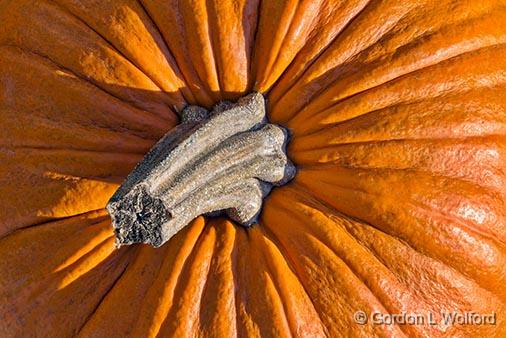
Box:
(106, 93, 296, 247)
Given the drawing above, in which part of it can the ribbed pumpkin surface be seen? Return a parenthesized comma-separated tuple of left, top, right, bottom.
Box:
(0, 0, 505, 337)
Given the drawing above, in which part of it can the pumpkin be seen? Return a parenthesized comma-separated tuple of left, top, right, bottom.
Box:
(0, 0, 505, 337)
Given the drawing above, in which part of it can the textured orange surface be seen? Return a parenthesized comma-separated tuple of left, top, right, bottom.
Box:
(0, 0, 505, 337)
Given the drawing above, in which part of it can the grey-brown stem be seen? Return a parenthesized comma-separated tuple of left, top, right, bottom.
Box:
(106, 93, 296, 247)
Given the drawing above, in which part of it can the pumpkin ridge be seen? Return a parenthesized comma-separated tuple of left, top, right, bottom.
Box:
(128, 218, 206, 337)
(251, 229, 302, 337)
(157, 223, 216, 336)
(135, 0, 197, 105)
(296, 169, 506, 302)
(0, 44, 177, 130)
(75, 247, 134, 336)
(49, 0, 189, 110)
(266, 187, 480, 337)
(286, 180, 432, 260)
(269, 0, 416, 123)
(196, 219, 237, 336)
(267, 0, 374, 108)
(257, 221, 328, 336)
(263, 195, 405, 336)
(284, 40, 506, 130)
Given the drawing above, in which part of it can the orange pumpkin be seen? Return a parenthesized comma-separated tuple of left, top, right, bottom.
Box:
(1, 0, 505, 337)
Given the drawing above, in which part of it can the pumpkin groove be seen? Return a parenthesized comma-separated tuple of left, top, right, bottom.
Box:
(0, 0, 505, 337)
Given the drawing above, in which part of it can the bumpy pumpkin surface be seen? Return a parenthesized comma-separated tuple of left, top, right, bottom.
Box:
(0, 0, 505, 337)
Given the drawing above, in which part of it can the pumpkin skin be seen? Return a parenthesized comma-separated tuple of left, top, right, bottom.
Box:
(0, 0, 505, 337)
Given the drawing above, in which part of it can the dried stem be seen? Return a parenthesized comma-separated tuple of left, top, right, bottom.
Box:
(107, 93, 295, 247)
